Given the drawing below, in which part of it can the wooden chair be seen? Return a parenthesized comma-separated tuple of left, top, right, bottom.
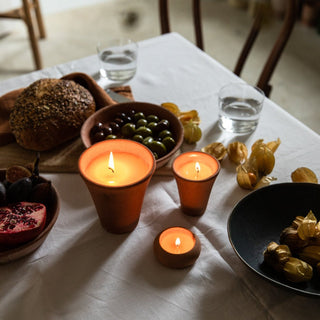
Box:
(158, 0, 297, 97)
(0, 0, 46, 70)
(159, 0, 204, 50)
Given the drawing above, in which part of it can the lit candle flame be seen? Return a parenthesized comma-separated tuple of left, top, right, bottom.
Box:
(108, 151, 115, 173)
(175, 237, 181, 248)
(195, 162, 200, 179)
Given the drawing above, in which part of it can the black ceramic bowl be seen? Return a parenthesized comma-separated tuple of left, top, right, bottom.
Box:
(228, 182, 320, 297)
(80, 101, 184, 169)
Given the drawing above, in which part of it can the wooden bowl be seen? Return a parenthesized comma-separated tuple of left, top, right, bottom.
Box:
(80, 102, 184, 169)
(0, 171, 60, 264)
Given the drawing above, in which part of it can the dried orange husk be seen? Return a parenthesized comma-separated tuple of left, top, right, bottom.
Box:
(227, 141, 248, 165)
(201, 142, 227, 161)
(179, 110, 200, 125)
(297, 210, 317, 240)
(161, 102, 181, 116)
(291, 167, 318, 183)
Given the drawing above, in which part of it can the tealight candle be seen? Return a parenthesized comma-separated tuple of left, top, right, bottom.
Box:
(153, 227, 201, 268)
(172, 151, 220, 216)
(79, 139, 156, 233)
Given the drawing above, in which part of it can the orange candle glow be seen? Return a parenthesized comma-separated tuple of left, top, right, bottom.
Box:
(174, 153, 219, 181)
(159, 227, 196, 254)
(78, 139, 156, 233)
(79, 140, 154, 187)
(154, 227, 201, 268)
(173, 152, 221, 216)
(85, 151, 150, 186)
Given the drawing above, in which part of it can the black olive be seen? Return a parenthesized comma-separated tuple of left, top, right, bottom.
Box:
(92, 131, 105, 143)
(90, 122, 104, 136)
(102, 126, 113, 136)
(109, 121, 120, 134)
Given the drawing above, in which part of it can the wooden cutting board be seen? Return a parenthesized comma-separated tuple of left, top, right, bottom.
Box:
(0, 137, 84, 172)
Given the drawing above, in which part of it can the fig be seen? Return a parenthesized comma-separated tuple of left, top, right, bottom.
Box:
(5, 165, 32, 184)
(0, 202, 46, 246)
(30, 181, 55, 207)
(7, 177, 33, 203)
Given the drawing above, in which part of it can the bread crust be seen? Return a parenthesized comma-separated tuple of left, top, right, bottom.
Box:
(9, 78, 96, 151)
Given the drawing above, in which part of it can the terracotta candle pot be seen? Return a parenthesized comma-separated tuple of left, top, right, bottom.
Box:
(79, 139, 156, 233)
(172, 151, 220, 216)
(154, 227, 201, 268)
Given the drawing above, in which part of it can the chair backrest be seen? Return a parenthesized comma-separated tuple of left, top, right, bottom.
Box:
(158, 0, 297, 97)
(159, 0, 204, 50)
(234, 0, 296, 97)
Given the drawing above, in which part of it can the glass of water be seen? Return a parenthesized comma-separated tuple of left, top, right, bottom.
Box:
(97, 39, 138, 83)
(218, 82, 265, 134)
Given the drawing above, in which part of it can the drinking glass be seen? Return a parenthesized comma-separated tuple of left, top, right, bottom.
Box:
(218, 82, 265, 134)
(97, 39, 138, 83)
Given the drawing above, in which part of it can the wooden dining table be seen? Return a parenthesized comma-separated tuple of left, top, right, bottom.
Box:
(0, 32, 319, 319)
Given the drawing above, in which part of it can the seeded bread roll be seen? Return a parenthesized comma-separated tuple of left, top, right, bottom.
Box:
(9, 78, 96, 151)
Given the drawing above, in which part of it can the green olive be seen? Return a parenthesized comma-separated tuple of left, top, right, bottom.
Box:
(134, 112, 145, 122)
(136, 118, 148, 128)
(121, 123, 136, 138)
(148, 141, 167, 158)
(158, 129, 173, 140)
(132, 134, 144, 143)
(105, 134, 117, 140)
(147, 122, 158, 133)
(143, 136, 154, 147)
(135, 126, 153, 138)
(146, 114, 159, 123)
(162, 136, 176, 151)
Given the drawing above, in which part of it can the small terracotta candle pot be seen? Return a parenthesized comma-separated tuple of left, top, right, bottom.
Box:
(172, 151, 220, 216)
(153, 227, 201, 269)
(79, 139, 156, 233)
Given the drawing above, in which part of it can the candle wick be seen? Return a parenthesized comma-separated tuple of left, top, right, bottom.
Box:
(195, 162, 200, 179)
(108, 167, 114, 173)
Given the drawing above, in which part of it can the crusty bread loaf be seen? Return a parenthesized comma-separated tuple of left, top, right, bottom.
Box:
(9, 78, 96, 151)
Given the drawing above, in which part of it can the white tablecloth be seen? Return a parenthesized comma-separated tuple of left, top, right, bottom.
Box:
(0, 33, 319, 320)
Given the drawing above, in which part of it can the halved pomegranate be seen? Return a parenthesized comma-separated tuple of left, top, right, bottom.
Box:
(0, 202, 46, 246)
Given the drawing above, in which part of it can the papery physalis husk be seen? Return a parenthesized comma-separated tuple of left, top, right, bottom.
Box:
(236, 138, 280, 190)
(183, 120, 202, 144)
(227, 141, 248, 165)
(298, 246, 320, 266)
(297, 210, 317, 240)
(291, 167, 318, 184)
(248, 141, 275, 176)
(280, 227, 309, 252)
(201, 142, 227, 161)
(236, 164, 257, 190)
(291, 216, 305, 229)
(263, 242, 291, 272)
(161, 102, 200, 125)
(161, 102, 180, 116)
(283, 257, 313, 283)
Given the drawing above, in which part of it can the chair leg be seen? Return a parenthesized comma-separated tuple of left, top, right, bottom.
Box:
(33, 0, 46, 39)
(22, 0, 42, 70)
